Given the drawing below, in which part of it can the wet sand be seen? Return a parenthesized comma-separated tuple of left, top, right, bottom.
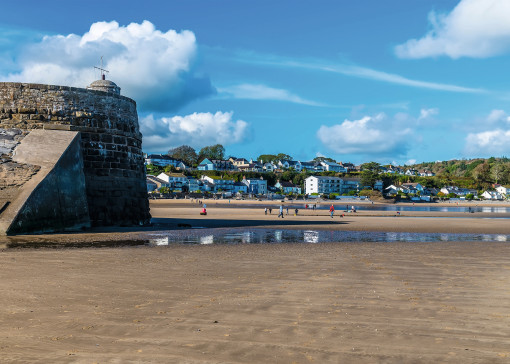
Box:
(2, 242, 510, 363)
(1, 199, 510, 362)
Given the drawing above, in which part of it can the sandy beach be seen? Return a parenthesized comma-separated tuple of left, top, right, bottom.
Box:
(1, 199, 510, 362)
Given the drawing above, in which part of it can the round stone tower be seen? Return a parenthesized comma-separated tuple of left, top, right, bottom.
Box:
(0, 81, 150, 226)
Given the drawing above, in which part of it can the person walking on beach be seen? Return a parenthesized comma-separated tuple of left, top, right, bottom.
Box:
(330, 204, 335, 218)
(269, 208, 272, 214)
(264, 207, 267, 215)
(278, 205, 284, 218)
(286, 207, 289, 215)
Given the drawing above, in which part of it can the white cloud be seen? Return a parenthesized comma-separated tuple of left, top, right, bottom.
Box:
(464, 109, 510, 156)
(217, 83, 325, 106)
(2, 20, 214, 111)
(316, 113, 414, 157)
(233, 52, 485, 93)
(405, 159, 417, 165)
(140, 111, 250, 152)
(395, 0, 510, 59)
(418, 108, 439, 121)
(465, 130, 510, 155)
(486, 109, 510, 124)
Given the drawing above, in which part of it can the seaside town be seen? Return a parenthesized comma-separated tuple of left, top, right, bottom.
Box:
(145, 145, 510, 202)
(3, 1, 510, 363)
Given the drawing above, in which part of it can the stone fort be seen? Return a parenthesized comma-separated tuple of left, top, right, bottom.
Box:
(0, 79, 150, 235)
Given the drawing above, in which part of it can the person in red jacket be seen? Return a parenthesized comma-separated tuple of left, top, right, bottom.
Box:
(329, 204, 334, 218)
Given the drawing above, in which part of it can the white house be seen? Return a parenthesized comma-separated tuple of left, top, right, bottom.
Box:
(482, 191, 504, 200)
(419, 170, 435, 177)
(385, 185, 400, 195)
(263, 162, 277, 172)
(440, 186, 477, 196)
(495, 185, 509, 197)
(320, 160, 347, 172)
(157, 172, 188, 191)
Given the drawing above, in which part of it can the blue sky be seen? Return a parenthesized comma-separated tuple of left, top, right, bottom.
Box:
(1, 0, 510, 165)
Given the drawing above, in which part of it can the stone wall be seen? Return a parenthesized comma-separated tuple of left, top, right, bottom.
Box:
(0, 83, 150, 226)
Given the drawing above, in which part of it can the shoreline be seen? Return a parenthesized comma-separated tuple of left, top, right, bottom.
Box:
(1, 199, 510, 247)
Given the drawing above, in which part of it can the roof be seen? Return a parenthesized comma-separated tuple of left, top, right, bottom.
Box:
(87, 79, 121, 95)
(147, 176, 169, 184)
(161, 173, 186, 178)
(146, 154, 174, 160)
(402, 182, 420, 187)
(279, 181, 298, 188)
(307, 175, 343, 180)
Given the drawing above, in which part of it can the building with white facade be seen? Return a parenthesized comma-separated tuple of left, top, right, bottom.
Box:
(157, 173, 188, 191)
(201, 175, 235, 192)
(242, 176, 268, 195)
(304, 176, 381, 195)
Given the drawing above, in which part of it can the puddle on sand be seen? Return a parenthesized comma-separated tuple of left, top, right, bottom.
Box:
(3, 229, 510, 250)
(147, 228, 510, 246)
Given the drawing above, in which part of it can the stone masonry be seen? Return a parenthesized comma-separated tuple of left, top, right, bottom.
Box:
(0, 82, 150, 227)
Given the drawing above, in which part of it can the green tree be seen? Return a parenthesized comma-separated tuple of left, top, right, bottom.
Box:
(491, 162, 507, 184)
(168, 145, 198, 166)
(199, 144, 225, 161)
(473, 162, 492, 188)
(313, 156, 336, 163)
(164, 165, 177, 173)
(360, 162, 380, 189)
(146, 164, 164, 175)
(275, 153, 293, 161)
(257, 154, 278, 163)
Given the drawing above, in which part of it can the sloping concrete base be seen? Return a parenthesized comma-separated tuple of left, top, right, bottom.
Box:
(0, 130, 90, 235)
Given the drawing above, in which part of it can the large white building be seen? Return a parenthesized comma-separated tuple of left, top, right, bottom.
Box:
(304, 176, 382, 195)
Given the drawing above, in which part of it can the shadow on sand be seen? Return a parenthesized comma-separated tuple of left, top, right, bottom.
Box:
(150, 217, 348, 230)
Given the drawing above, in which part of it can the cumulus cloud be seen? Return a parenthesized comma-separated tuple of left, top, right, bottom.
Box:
(2, 20, 214, 111)
(140, 111, 251, 151)
(418, 108, 439, 121)
(217, 83, 325, 106)
(464, 109, 510, 156)
(316, 113, 414, 157)
(395, 0, 510, 59)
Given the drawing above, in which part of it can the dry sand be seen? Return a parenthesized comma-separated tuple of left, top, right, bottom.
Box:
(1, 199, 510, 363)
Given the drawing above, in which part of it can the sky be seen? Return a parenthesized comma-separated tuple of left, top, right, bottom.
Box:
(1, 0, 510, 165)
